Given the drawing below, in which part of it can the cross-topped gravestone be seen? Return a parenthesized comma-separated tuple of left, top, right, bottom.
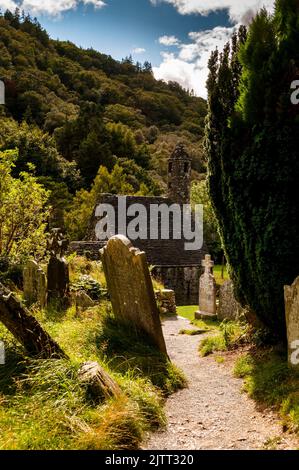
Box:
(47, 228, 70, 305)
(202, 254, 214, 273)
(195, 254, 217, 320)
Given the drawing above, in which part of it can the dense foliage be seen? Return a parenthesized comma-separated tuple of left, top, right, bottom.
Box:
(0, 150, 49, 263)
(205, 0, 299, 336)
(0, 9, 206, 186)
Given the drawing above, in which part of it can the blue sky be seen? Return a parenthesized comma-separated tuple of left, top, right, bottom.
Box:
(0, 0, 275, 97)
(40, 1, 230, 66)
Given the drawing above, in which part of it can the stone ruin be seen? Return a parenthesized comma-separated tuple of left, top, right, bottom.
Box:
(155, 289, 177, 315)
(69, 144, 207, 306)
(101, 235, 167, 355)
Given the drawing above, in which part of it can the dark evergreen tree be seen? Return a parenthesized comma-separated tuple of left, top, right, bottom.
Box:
(206, 0, 299, 337)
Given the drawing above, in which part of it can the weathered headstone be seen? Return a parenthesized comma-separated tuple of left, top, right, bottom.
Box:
(47, 257, 70, 303)
(218, 280, 242, 321)
(101, 235, 167, 355)
(73, 290, 95, 313)
(23, 260, 47, 308)
(47, 229, 70, 304)
(284, 277, 299, 369)
(195, 254, 217, 320)
(78, 361, 121, 401)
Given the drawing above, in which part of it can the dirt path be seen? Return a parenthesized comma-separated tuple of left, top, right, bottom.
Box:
(144, 316, 299, 450)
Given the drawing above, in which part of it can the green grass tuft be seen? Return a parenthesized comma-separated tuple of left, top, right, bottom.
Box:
(234, 350, 299, 433)
(179, 329, 207, 336)
(0, 302, 180, 449)
(96, 313, 186, 395)
(199, 320, 249, 357)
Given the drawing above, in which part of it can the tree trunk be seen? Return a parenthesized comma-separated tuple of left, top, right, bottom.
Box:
(0, 283, 67, 359)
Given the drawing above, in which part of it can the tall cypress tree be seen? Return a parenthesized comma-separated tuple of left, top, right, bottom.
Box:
(206, 0, 299, 337)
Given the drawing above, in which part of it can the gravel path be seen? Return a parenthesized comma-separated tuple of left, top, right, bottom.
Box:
(144, 316, 299, 450)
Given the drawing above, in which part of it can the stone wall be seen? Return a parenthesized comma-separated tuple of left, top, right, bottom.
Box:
(152, 265, 201, 306)
(69, 193, 208, 306)
(84, 194, 206, 266)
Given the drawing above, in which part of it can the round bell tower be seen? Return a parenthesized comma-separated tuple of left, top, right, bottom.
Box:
(167, 143, 191, 205)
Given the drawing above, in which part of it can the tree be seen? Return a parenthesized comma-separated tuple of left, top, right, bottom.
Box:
(65, 164, 134, 240)
(0, 150, 50, 263)
(205, 0, 299, 336)
(191, 180, 222, 262)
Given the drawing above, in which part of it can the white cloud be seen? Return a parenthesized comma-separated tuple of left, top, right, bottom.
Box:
(159, 35, 180, 46)
(0, 0, 18, 10)
(132, 47, 146, 54)
(151, 0, 275, 23)
(153, 25, 235, 98)
(153, 0, 275, 98)
(0, 0, 106, 16)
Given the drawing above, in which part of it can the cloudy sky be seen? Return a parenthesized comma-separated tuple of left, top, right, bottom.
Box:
(0, 0, 275, 97)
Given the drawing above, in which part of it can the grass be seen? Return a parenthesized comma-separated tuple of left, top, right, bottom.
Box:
(177, 305, 198, 321)
(179, 329, 207, 336)
(234, 349, 299, 433)
(96, 313, 186, 396)
(0, 299, 185, 450)
(199, 320, 250, 357)
(214, 264, 229, 286)
(68, 255, 107, 291)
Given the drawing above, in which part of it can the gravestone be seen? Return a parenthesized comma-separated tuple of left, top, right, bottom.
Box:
(284, 277, 299, 369)
(47, 229, 70, 304)
(73, 291, 95, 313)
(101, 235, 167, 355)
(23, 259, 47, 308)
(218, 280, 242, 321)
(195, 254, 217, 320)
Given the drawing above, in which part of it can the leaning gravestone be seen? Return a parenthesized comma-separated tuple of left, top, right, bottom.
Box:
(195, 254, 217, 320)
(23, 260, 47, 308)
(101, 235, 167, 355)
(284, 276, 299, 369)
(218, 280, 242, 321)
(47, 229, 70, 304)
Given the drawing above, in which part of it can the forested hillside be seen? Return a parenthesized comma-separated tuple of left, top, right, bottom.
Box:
(0, 9, 207, 237)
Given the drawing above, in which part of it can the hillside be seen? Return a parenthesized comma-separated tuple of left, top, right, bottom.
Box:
(0, 10, 207, 236)
(0, 12, 206, 173)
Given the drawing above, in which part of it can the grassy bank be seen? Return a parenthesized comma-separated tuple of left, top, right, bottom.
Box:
(234, 349, 299, 434)
(0, 300, 185, 450)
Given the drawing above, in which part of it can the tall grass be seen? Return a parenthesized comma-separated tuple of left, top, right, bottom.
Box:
(234, 349, 299, 433)
(0, 303, 183, 449)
